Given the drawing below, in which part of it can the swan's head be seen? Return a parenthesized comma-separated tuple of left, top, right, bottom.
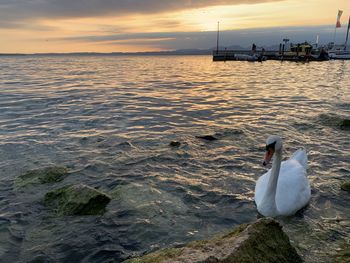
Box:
(263, 135, 283, 166)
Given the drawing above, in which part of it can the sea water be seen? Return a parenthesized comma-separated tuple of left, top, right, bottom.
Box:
(0, 55, 349, 262)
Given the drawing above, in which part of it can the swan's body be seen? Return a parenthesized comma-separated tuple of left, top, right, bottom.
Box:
(254, 136, 311, 217)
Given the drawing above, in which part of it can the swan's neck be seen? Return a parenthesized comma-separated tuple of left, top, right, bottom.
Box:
(260, 149, 282, 216)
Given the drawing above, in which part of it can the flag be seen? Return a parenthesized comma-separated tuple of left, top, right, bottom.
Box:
(336, 10, 343, 28)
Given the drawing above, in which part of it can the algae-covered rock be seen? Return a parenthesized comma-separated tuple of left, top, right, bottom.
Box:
(169, 141, 181, 147)
(318, 113, 350, 130)
(341, 181, 350, 192)
(339, 119, 350, 129)
(44, 184, 111, 216)
(334, 243, 350, 263)
(16, 166, 69, 188)
(123, 218, 302, 263)
(196, 135, 218, 141)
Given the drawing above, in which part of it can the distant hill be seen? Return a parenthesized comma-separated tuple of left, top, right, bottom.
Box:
(211, 45, 249, 50)
(1, 40, 347, 56)
(0, 49, 213, 56)
(0, 46, 251, 56)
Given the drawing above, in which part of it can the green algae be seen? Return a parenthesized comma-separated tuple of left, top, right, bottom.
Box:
(123, 223, 249, 263)
(123, 218, 302, 263)
(334, 244, 350, 263)
(44, 184, 111, 216)
(186, 223, 249, 250)
(221, 223, 249, 238)
(15, 166, 69, 188)
(124, 248, 184, 263)
(230, 219, 302, 263)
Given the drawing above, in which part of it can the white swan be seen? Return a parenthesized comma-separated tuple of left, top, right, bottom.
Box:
(254, 135, 311, 217)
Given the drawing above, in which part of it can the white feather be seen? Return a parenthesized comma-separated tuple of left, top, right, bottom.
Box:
(255, 148, 311, 216)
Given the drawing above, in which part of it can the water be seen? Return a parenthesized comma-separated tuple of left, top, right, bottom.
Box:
(0, 55, 349, 263)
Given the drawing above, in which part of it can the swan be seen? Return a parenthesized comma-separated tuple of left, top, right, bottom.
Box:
(254, 135, 311, 217)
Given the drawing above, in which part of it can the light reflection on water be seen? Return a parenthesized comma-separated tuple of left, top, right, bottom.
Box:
(0, 55, 349, 262)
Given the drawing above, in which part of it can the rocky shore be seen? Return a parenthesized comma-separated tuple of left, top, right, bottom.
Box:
(123, 218, 302, 263)
(14, 152, 349, 262)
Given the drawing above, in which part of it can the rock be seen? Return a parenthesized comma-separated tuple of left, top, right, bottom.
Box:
(341, 181, 350, 192)
(195, 129, 243, 142)
(334, 244, 350, 263)
(339, 119, 350, 129)
(169, 141, 181, 147)
(318, 113, 350, 130)
(111, 183, 188, 219)
(44, 184, 111, 216)
(196, 135, 218, 141)
(16, 166, 69, 188)
(123, 218, 302, 263)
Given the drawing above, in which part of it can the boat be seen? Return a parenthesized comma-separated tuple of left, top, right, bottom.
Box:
(328, 16, 350, 59)
(213, 50, 266, 62)
(328, 45, 350, 59)
(234, 53, 267, 62)
(273, 42, 329, 62)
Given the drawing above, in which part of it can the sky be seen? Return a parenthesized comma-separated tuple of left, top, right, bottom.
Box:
(0, 0, 349, 53)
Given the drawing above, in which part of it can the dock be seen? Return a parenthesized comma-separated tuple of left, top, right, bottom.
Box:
(212, 50, 276, 61)
(212, 48, 329, 62)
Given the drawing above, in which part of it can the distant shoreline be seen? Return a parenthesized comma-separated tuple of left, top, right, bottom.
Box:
(0, 50, 215, 56)
(0, 46, 254, 56)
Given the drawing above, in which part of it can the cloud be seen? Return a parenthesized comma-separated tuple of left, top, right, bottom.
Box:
(0, 0, 283, 26)
(0, 20, 57, 31)
(54, 25, 342, 50)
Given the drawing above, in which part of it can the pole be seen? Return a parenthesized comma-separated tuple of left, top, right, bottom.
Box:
(345, 16, 350, 50)
(333, 27, 337, 44)
(216, 21, 220, 54)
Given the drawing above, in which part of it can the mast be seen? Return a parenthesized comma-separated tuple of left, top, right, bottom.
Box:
(216, 21, 220, 54)
(345, 16, 350, 50)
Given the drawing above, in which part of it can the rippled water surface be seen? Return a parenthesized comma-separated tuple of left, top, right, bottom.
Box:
(0, 55, 349, 262)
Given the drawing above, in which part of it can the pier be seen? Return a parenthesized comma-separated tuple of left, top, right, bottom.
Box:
(212, 49, 276, 61)
(212, 47, 329, 62)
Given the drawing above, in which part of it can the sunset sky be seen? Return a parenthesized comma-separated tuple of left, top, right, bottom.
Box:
(1, 0, 349, 53)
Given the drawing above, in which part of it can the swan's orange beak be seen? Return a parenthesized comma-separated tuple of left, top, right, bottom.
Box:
(263, 149, 274, 166)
